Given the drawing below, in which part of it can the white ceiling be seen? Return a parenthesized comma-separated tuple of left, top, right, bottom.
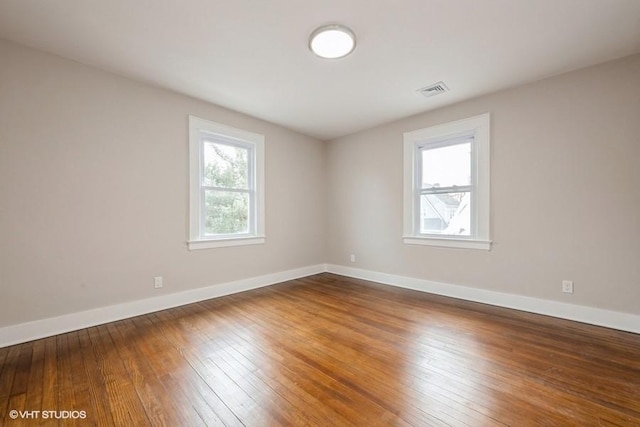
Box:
(1, 0, 639, 140)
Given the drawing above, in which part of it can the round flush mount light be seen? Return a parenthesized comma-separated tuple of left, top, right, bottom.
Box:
(309, 24, 356, 59)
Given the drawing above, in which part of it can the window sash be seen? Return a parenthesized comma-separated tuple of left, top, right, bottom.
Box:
(414, 137, 476, 237)
(419, 191, 471, 235)
(419, 185, 472, 195)
(198, 136, 256, 239)
(200, 138, 254, 190)
(200, 188, 253, 237)
(417, 134, 473, 151)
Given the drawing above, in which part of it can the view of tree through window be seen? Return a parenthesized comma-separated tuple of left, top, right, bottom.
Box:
(419, 141, 471, 235)
(202, 141, 250, 235)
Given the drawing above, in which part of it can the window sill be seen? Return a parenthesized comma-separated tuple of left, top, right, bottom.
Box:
(403, 236, 491, 250)
(188, 236, 265, 250)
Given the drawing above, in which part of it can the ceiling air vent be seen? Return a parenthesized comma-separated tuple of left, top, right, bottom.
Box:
(417, 81, 449, 98)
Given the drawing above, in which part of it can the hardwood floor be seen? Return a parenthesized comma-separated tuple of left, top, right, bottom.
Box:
(1, 273, 639, 426)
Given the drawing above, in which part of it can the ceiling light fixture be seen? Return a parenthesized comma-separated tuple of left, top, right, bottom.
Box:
(309, 24, 356, 59)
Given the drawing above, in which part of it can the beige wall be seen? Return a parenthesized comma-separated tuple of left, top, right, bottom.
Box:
(327, 54, 640, 314)
(0, 39, 326, 327)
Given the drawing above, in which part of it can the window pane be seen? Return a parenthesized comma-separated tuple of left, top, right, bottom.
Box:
(204, 190, 249, 235)
(420, 192, 470, 236)
(421, 142, 471, 189)
(203, 142, 248, 189)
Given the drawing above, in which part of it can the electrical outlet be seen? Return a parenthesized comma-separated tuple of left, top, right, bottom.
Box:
(350, 254, 356, 263)
(562, 280, 573, 294)
(154, 276, 163, 289)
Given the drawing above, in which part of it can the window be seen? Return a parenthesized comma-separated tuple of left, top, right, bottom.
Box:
(188, 116, 265, 250)
(403, 113, 491, 250)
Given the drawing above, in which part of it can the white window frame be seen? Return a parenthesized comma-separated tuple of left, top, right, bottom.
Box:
(188, 116, 265, 250)
(403, 113, 491, 250)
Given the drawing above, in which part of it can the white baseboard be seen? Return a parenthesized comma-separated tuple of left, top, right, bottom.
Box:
(326, 264, 640, 334)
(3, 263, 637, 348)
(0, 264, 325, 348)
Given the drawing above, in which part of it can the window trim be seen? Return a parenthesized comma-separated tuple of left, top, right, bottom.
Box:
(403, 113, 491, 250)
(188, 116, 265, 250)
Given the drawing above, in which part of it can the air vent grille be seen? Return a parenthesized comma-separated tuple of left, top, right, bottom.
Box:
(417, 81, 449, 98)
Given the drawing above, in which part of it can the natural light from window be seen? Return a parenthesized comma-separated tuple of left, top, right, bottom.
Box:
(420, 141, 471, 235)
(203, 141, 251, 236)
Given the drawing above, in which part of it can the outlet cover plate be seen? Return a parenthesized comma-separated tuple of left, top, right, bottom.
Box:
(154, 276, 163, 289)
(562, 280, 573, 294)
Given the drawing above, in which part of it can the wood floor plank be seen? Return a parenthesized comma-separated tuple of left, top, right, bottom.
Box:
(219, 337, 363, 427)
(296, 276, 640, 423)
(87, 325, 150, 426)
(8, 343, 32, 410)
(55, 334, 75, 422)
(0, 345, 26, 426)
(165, 304, 363, 427)
(0, 346, 9, 378)
(23, 340, 44, 420)
(105, 320, 195, 427)
(76, 328, 117, 426)
(171, 304, 386, 427)
(125, 315, 216, 427)
(138, 312, 244, 427)
(66, 331, 92, 427)
(222, 290, 493, 426)
(39, 336, 58, 426)
(1, 273, 639, 426)
(200, 290, 456, 426)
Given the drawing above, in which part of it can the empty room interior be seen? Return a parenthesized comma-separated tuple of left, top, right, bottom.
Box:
(1, 1, 640, 425)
